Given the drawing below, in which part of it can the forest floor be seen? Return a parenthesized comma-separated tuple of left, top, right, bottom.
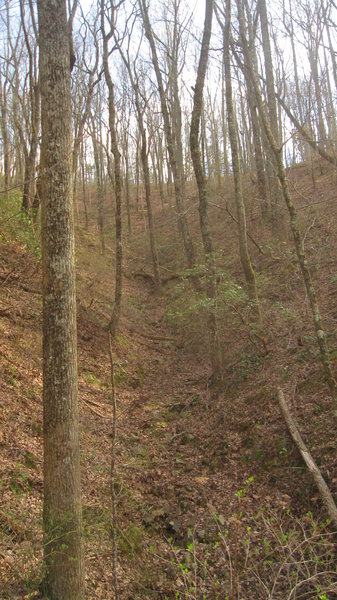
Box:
(0, 161, 337, 599)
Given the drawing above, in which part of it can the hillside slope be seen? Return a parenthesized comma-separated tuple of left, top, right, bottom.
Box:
(1, 163, 337, 598)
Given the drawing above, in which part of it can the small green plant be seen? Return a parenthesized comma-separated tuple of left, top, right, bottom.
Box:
(88, 373, 100, 385)
(118, 523, 144, 557)
(271, 300, 297, 326)
(161, 485, 336, 600)
(114, 361, 129, 386)
(10, 462, 31, 496)
(116, 334, 130, 347)
(8, 366, 16, 386)
(23, 450, 38, 470)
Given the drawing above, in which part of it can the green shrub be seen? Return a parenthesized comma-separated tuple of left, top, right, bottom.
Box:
(166, 263, 250, 355)
(0, 190, 41, 259)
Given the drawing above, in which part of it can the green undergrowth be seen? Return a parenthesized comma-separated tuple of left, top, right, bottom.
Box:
(156, 492, 337, 599)
(165, 262, 254, 349)
(0, 189, 41, 259)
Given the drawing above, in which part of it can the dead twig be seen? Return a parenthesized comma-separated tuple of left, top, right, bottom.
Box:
(82, 399, 110, 419)
(0, 269, 15, 287)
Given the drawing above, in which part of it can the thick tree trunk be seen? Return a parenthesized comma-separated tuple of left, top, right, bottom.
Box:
(37, 1, 84, 597)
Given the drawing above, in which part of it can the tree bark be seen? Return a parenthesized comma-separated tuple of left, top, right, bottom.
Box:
(21, 83, 40, 215)
(37, 0, 84, 597)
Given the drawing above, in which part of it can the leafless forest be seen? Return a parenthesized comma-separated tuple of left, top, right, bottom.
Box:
(1, 0, 337, 598)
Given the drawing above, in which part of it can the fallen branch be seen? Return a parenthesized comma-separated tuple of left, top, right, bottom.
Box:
(0, 268, 15, 287)
(277, 388, 337, 528)
(82, 399, 110, 419)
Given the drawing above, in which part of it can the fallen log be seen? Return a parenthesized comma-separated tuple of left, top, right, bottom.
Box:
(277, 388, 337, 528)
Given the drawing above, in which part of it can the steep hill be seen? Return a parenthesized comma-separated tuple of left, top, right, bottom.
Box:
(0, 162, 337, 598)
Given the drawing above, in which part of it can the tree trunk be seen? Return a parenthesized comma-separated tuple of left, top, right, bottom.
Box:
(117, 46, 161, 288)
(140, 124, 161, 289)
(153, 135, 165, 209)
(223, 0, 259, 310)
(240, 4, 269, 217)
(101, 0, 123, 340)
(309, 46, 327, 150)
(91, 114, 105, 254)
(0, 71, 10, 194)
(259, 0, 286, 235)
(22, 83, 40, 215)
(124, 142, 132, 235)
(190, 0, 222, 379)
(37, 1, 84, 597)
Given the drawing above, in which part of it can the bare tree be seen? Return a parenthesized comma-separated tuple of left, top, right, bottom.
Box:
(190, 0, 222, 377)
(258, 0, 285, 234)
(72, 9, 101, 214)
(90, 97, 106, 254)
(238, 0, 337, 414)
(216, 0, 259, 311)
(0, 1, 22, 192)
(139, 0, 196, 273)
(116, 25, 161, 288)
(100, 0, 123, 339)
(20, 0, 40, 215)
